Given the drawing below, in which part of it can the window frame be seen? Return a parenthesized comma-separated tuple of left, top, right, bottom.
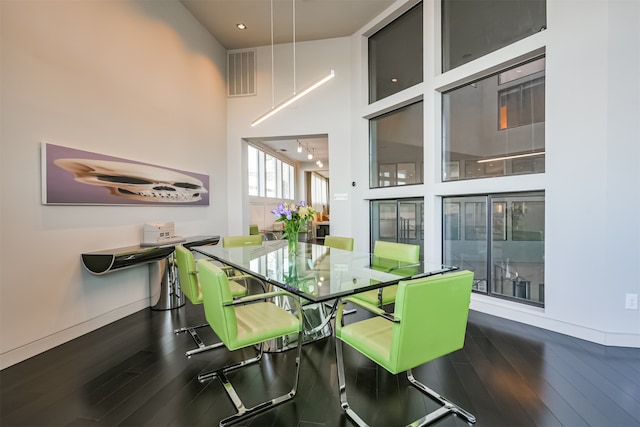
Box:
(442, 192, 545, 307)
(248, 144, 295, 201)
(369, 100, 425, 189)
(441, 56, 546, 182)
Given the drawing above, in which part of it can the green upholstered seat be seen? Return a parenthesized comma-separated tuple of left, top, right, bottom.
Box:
(197, 261, 303, 426)
(335, 270, 476, 426)
(173, 245, 246, 357)
(350, 240, 420, 307)
(324, 235, 354, 251)
(248, 224, 260, 235)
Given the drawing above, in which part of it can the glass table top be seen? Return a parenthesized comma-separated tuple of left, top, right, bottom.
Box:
(192, 240, 457, 303)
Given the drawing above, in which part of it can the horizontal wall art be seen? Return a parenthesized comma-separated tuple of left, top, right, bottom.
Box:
(41, 142, 210, 206)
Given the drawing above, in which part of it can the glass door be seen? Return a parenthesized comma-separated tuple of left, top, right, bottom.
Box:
(370, 198, 424, 259)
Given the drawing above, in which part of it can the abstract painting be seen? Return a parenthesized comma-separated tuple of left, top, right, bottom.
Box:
(42, 142, 210, 206)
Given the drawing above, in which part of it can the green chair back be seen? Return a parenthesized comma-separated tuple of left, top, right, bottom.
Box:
(352, 240, 420, 305)
(249, 224, 260, 235)
(175, 245, 202, 304)
(198, 261, 237, 347)
(374, 240, 419, 263)
(372, 240, 420, 275)
(324, 235, 354, 251)
(339, 270, 474, 375)
(222, 235, 263, 247)
(391, 270, 473, 373)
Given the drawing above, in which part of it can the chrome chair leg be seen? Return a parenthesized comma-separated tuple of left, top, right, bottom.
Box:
(185, 341, 224, 357)
(175, 323, 223, 357)
(197, 344, 264, 383)
(336, 340, 476, 426)
(198, 331, 304, 427)
(335, 338, 369, 427)
(406, 369, 476, 425)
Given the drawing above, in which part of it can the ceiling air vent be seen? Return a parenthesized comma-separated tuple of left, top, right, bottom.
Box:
(227, 49, 256, 97)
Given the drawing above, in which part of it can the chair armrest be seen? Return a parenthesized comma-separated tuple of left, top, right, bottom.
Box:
(197, 259, 233, 273)
(342, 296, 385, 315)
(226, 291, 303, 323)
(194, 258, 233, 276)
(231, 273, 254, 280)
(227, 291, 301, 309)
(339, 297, 399, 323)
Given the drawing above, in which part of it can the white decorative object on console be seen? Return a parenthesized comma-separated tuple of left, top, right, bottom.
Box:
(142, 222, 185, 246)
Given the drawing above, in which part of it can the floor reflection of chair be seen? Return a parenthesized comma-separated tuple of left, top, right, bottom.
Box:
(335, 270, 476, 426)
(173, 245, 247, 357)
(196, 260, 303, 427)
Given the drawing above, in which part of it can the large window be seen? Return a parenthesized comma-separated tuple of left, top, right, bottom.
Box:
(370, 101, 424, 188)
(442, 57, 545, 181)
(310, 172, 328, 214)
(371, 198, 424, 259)
(443, 192, 545, 306)
(369, 3, 423, 103)
(248, 145, 294, 199)
(442, 0, 546, 71)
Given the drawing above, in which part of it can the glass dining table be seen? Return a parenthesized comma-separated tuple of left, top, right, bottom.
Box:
(191, 240, 457, 351)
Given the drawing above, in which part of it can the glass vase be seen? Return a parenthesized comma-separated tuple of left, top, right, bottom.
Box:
(288, 236, 298, 255)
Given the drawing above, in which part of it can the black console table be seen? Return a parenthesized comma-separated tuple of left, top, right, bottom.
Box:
(81, 235, 220, 310)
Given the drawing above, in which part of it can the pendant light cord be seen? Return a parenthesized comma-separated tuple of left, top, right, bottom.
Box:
(293, 0, 296, 95)
(271, 0, 274, 108)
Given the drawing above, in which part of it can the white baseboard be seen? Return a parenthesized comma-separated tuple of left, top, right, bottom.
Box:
(470, 296, 640, 348)
(0, 299, 149, 370)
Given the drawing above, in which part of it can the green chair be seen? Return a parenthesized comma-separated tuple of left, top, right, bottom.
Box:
(335, 270, 476, 426)
(249, 224, 260, 235)
(350, 240, 420, 307)
(222, 234, 263, 247)
(324, 235, 354, 251)
(221, 235, 266, 291)
(196, 261, 303, 427)
(323, 235, 356, 315)
(173, 245, 247, 357)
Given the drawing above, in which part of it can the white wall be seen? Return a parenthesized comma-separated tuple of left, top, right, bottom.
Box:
(226, 38, 353, 239)
(0, 0, 229, 368)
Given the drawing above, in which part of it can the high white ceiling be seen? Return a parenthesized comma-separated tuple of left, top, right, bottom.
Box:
(180, 0, 396, 50)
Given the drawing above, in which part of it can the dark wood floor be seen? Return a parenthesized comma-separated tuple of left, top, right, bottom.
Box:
(2, 299, 639, 427)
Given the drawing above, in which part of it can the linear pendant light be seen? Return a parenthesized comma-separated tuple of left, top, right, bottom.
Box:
(251, 70, 335, 127)
(251, 0, 334, 127)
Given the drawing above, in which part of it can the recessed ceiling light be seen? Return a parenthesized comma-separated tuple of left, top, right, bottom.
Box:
(391, 78, 398, 83)
(236, 23, 247, 30)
